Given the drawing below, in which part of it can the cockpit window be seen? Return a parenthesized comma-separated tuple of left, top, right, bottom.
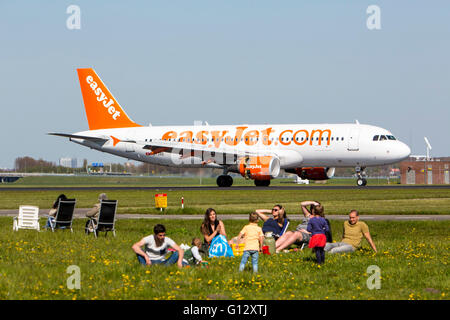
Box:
(380, 135, 387, 141)
(387, 135, 396, 140)
(373, 135, 379, 141)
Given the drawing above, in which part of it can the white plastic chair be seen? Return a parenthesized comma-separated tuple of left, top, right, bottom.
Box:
(13, 205, 40, 231)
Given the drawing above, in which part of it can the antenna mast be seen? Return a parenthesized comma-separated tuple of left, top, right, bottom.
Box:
(424, 137, 432, 160)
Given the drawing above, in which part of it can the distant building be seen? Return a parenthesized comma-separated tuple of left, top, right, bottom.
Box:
(59, 157, 77, 168)
(400, 157, 450, 184)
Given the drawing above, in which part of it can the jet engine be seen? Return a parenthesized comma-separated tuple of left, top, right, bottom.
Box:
(238, 156, 280, 180)
(286, 167, 335, 180)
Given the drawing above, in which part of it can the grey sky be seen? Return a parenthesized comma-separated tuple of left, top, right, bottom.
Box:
(1, 1, 449, 169)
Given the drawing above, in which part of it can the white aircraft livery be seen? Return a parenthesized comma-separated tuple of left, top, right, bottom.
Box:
(50, 68, 411, 187)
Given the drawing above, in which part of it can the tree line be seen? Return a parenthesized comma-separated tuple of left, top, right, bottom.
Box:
(4, 156, 219, 176)
(2, 156, 397, 177)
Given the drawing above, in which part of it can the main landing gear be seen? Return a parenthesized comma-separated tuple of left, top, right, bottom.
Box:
(254, 179, 270, 187)
(355, 167, 367, 186)
(217, 175, 233, 187)
(216, 175, 271, 187)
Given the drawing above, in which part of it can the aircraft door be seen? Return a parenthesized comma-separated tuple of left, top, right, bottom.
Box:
(347, 127, 360, 151)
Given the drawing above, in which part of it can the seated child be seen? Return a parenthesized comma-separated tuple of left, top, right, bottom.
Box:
(183, 238, 204, 266)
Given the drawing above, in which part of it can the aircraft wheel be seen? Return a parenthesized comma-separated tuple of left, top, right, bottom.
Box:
(254, 179, 271, 187)
(217, 175, 233, 187)
(357, 178, 367, 186)
(225, 175, 233, 187)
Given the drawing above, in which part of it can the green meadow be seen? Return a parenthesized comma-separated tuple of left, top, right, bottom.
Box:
(0, 186, 450, 215)
(1, 176, 448, 300)
(0, 218, 448, 300)
(1, 175, 400, 188)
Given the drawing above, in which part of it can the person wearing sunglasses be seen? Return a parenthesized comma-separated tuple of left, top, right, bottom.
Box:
(255, 204, 290, 240)
(275, 200, 323, 253)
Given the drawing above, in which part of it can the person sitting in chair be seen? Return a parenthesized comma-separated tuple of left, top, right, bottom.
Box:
(85, 193, 108, 233)
(46, 194, 68, 229)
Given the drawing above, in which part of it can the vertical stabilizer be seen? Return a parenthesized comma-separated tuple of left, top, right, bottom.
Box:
(77, 68, 141, 130)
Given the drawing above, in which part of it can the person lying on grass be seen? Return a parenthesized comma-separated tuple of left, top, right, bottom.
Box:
(324, 210, 377, 254)
(132, 224, 186, 268)
(275, 200, 322, 253)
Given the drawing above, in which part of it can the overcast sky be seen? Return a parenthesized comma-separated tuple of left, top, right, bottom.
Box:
(1, 1, 449, 169)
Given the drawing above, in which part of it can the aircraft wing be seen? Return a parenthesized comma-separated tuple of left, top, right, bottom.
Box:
(138, 140, 268, 158)
(132, 139, 302, 167)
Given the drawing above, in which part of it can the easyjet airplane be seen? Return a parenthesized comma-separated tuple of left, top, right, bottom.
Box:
(50, 68, 411, 187)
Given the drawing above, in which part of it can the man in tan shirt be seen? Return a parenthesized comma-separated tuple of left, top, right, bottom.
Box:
(325, 210, 377, 254)
(85, 193, 108, 233)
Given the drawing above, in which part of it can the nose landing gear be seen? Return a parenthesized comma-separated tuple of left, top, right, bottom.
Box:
(356, 167, 367, 186)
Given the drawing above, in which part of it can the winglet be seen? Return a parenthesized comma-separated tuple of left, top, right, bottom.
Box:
(77, 68, 141, 130)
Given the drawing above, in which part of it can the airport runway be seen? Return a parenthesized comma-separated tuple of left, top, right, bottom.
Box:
(0, 209, 449, 221)
(1, 185, 450, 191)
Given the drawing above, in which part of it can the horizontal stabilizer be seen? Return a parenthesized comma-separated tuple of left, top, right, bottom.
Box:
(48, 132, 108, 144)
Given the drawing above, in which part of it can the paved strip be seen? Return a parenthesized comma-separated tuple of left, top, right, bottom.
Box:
(0, 209, 449, 221)
(1, 185, 450, 191)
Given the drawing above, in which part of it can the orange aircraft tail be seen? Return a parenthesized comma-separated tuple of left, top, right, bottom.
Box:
(77, 68, 141, 130)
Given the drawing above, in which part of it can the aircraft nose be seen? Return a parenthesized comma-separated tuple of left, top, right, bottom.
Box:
(397, 142, 411, 160)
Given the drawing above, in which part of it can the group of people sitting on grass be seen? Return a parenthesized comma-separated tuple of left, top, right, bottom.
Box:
(131, 200, 378, 271)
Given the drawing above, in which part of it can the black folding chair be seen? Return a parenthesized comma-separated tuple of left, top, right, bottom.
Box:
(51, 199, 76, 232)
(87, 200, 118, 238)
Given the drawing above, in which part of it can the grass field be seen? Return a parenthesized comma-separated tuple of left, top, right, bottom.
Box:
(1, 176, 448, 300)
(1, 187, 450, 215)
(0, 175, 401, 187)
(0, 217, 448, 300)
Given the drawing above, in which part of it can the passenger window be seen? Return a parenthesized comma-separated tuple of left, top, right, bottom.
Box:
(380, 135, 387, 141)
(373, 135, 379, 141)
